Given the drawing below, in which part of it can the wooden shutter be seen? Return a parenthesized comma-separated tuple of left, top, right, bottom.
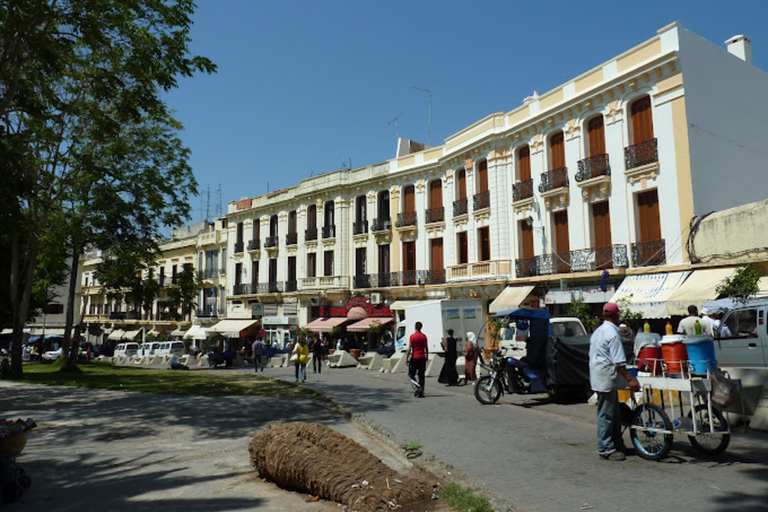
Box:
(307, 253, 316, 278)
(288, 256, 296, 282)
(307, 205, 316, 230)
(592, 201, 612, 248)
(637, 190, 661, 242)
(631, 96, 654, 144)
(430, 238, 444, 271)
(253, 221, 260, 240)
(554, 211, 570, 253)
(457, 169, 467, 200)
(478, 227, 490, 261)
(457, 232, 468, 264)
(268, 259, 277, 283)
(404, 185, 415, 213)
(403, 241, 415, 271)
(355, 248, 366, 275)
(588, 116, 606, 157)
(356, 196, 366, 224)
(518, 146, 531, 181)
(378, 244, 390, 274)
(520, 222, 533, 259)
(549, 131, 565, 169)
(429, 180, 442, 208)
(478, 159, 488, 193)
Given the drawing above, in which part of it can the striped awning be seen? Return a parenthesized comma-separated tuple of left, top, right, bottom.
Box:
(304, 317, 348, 332)
(346, 317, 394, 332)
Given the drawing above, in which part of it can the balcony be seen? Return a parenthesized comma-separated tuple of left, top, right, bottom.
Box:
(197, 268, 223, 280)
(285, 232, 298, 246)
(354, 274, 371, 289)
(371, 217, 391, 232)
(515, 245, 629, 277)
(195, 307, 219, 318)
(256, 281, 283, 293)
(513, 179, 534, 202)
(538, 167, 569, 193)
(425, 269, 446, 284)
(264, 235, 278, 248)
(391, 270, 421, 286)
(247, 239, 260, 251)
(299, 275, 349, 290)
(473, 190, 491, 211)
(448, 260, 512, 280)
(353, 220, 368, 235)
(576, 154, 611, 182)
(396, 211, 417, 228)
(632, 239, 666, 267)
(305, 227, 318, 241)
(453, 198, 468, 217)
(625, 138, 658, 170)
(322, 225, 336, 239)
(232, 283, 253, 295)
(365, 272, 392, 288)
(234, 241, 244, 254)
(285, 280, 297, 292)
(425, 207, 444, 224)
(109, 310, 140, 320)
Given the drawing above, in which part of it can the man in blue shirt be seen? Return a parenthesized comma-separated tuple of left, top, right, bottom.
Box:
(589, 302, 640, 461)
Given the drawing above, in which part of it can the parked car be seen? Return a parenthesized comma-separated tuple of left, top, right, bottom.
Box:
(139, 341, 162, 357)
(156, 341, 185, 358)
(42, 348, 63, 361)
(113, 342, 140, 358)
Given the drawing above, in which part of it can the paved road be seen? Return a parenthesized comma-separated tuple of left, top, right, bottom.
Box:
(253, 362, 768, 512)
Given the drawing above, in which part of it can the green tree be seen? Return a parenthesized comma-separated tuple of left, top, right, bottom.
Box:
(716, 264, 762, 301)
(1, 0, 215, 376)
(568, 297, 600, 333)
(167, 263, 199, 321)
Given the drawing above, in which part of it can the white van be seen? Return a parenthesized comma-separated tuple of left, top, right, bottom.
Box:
(138, 342, 162, 357)
(114, 342, 140, 358)
(156, 341, 186, 358)
(711, 298, 768, 367)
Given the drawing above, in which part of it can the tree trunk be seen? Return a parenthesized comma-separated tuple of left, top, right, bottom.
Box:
(9, 233, 40, 378)
(64, 247, 84, 370)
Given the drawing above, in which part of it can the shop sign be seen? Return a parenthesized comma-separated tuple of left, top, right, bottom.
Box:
(263, 316, 289, 325)
(251, 303, 263, 318)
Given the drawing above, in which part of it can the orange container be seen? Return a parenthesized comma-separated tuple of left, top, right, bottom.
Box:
(661, 335, 688, 374)
(637, 345, 662, 375)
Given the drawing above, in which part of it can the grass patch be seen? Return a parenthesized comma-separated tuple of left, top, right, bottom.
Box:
(17, 361, 324, 400)
(440, 483, 494, 512)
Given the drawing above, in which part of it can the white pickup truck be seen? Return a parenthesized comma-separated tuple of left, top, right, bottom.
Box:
(499, 316, 587, 359)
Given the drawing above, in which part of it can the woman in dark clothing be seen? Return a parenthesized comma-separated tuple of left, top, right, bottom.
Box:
(437, 329, 460, 386)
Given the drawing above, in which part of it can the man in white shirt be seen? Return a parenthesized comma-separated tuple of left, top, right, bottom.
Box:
(699, 307, 715, 337)
(590, 302, 640, 461)
(677, 305, 713, 336)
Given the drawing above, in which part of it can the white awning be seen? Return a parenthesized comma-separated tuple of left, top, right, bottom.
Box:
(108, 329, 125, 340)
(183, 325, 210, 340)
(123, 329, 143, 341)
(170, 327, 186, 336)
(305, 317, 348, 332)
(210, 319, 258, 335)
(489, 285, 535, 313)
(388, 300, 439, 310)
(608, 271, 691, 319)
(346, 317, 394, 332)
(665, 268, 736, 316)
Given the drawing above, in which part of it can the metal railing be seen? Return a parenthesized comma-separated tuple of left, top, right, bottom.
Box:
(371, 217, 391, 232)
(285, 232, 298, 246)
(285, 280, 297, 292)
(305, 227, 318, 241)
(513, 179, 534, 202)
(256, 282, 283, 294)
(515, 245, 630, 277)
(366, 272, 392, 288)
(453, 198, 468, 217)
(353, 220, 368, 235)
(396, 211, 417, 228)
(625, 138, 658, 170)
(197, 268, 222, 280)
(232, 283, 252, 295)
(195, 307, 219, 318)
(538, 167, 569, 193)
(322, 225, 336, 238)
(631, 239, 666, 267)
(247, 239, 260, 251)
(353, 274, 371, 289)
(234, 241, 244, 253)
(576, 154, 611, 182)
(264, 235, 278, 248)
(425, 207, 444, 223)
(425, 269, 446, 284)
(473, 190, 491, 211)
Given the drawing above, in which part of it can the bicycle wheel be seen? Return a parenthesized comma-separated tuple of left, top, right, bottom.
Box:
(474, 375, 501, 404)
(630, 403, 673, 461)
(688, 404, 730, 456)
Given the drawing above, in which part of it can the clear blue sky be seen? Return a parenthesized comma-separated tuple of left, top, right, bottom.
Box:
(165, 0, 768, 223)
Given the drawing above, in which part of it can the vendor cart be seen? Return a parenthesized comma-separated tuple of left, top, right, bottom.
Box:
(628, 373, 738, 460)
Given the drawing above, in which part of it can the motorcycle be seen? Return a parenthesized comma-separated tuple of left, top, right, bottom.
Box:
(474, 348, 548, 404)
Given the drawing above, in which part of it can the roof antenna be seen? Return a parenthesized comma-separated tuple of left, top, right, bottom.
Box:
(411, 85, 432, 146)
(388, 110, 405, 140)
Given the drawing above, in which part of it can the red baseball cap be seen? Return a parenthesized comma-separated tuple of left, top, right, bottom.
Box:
(603, 302, 621, 316)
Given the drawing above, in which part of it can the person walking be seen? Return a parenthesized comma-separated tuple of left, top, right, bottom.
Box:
(294, 336, 309, 383)
(437, 329, 459, 386)
(406, 322, 428, 397)
(311, 333, 324, 373)
(590, 302, 640, 461)
(252, 337, 264, 373)
(463, 332, 480, 382)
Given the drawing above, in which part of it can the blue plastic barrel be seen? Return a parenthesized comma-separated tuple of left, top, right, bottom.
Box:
(685, 335, 717, 374)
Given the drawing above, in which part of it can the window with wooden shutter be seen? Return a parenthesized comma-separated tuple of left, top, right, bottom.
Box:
(592, 201, 612, 248)
(477, 159, 488, 193)
(378, 244, 390, 274)
(637, 190, 661, 242)
(549, 131, 565, 170)
(307, 204, 317, 230)
(269, 215, 278, 237)
(402, 241, 415, 271)
(268, 258, 277, 283)
(520, 221, 533, 259)
(323, 251, 334, 276)
(518, 146, 531, 181)
(429, 179, 442, 209)
(457, 169, 467, 200)
(588, 116, 606, 157)
(631, 96, 654, 144)
(554, 210, 571, 272)
(403, 185, 415, 213)
(430, 238, 444, 271)
(457, 231, 468, 264)
(478, 227, 490, 261)
(287, 256, 296, 282)
(307, 253, 316, 278)
(355, 247, 366, 276)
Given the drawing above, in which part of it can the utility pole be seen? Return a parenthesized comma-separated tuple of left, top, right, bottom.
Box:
(411, 85, 432, 146)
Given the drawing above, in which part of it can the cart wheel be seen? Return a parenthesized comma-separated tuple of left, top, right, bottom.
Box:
(687, 404, 730, 456)
(474, 375, 501, 404)
(630, 403, 673, 461)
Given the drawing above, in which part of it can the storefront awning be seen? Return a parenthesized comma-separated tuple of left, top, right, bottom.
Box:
(665, 268, 736, 316)
(489, 285, 535, 313)
(388, 300, 439, 310)
(108, 329, 125, 340)
(123, 329, 143, 341)
(210, 319, 258, 335)
(608, 271, 691, 319)
(346, 317, 394, 332)
(305, 317, 348, 332)
(183, 325, 210, 340)
(170, 327, 186, 336)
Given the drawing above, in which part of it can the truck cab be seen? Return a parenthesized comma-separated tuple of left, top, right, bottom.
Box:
(712, 299, 768, 368)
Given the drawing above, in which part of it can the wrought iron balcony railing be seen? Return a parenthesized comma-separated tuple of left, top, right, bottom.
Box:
(264, 235, 278, 248)
(538, 167, 569, 193)
(516, 245, 630, 277)
(425, 269, 446, 284)
(365, 272, 392, 288)
(625, 138, 658, 170)
(285, 280, 297, 292)
(513, 179, 534, 202)
(353, 220, 368, 235)
(234, 241, 244, 253)
(197, 268, 222, 280)
(353, 274, 371, 289)
(371, 217, 391, 232)
(285, 232, 298, 245)
(247, 239, 260, 251)
(322, 225, 336, 238)
(195, 307, 219, 318)
(576, 154, 611, 182)
(631, 239, 666, 267)
(233, 283, 252, 295)
(425, 207, 444, 224)
(396, 211, 417, 228)
(453, 198, 468, 217)
(256, 281, 284, 294)
(305, 227, 318, 241)
(473, 190, 491, 211)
